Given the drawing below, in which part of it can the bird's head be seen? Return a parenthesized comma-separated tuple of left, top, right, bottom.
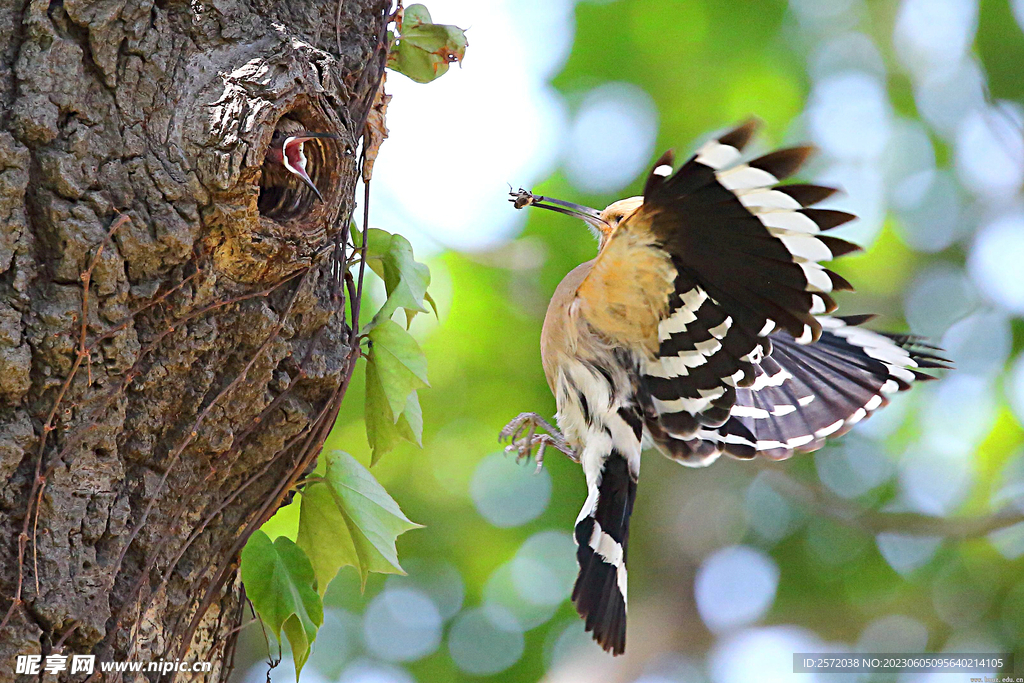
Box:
(510, 190, 644, 248)
(266, 129, 338, 203)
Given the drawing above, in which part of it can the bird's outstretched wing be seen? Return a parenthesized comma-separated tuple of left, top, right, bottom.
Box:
(645, 315, 951, 465)
(639, 118, 861, 344)
(680, 315, 951, 462)
(572, 119, 946, 463)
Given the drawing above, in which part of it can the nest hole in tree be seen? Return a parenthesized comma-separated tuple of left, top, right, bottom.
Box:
(257, 111, 343, 225)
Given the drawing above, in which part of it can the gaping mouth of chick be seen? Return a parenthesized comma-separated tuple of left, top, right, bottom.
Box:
(257, 113, 339, 225)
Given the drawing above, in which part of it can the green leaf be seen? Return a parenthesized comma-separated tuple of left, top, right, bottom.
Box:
(355, 228, 431, 461)
(396, 390, 423, 447)
(365, 358, 404, 460)
(404, 3, 432, 25)
(362, 228, 432, 325)
(367, 319, 429, 417)
(405, 293, 438, 330)
(296, 484, 357, 596)
(241, 531, 323, 677)
(387, 4, 468, 84)
(423, 291, 439, 318)
(365, 360, 422, 463)
(296, 451, 422, 588)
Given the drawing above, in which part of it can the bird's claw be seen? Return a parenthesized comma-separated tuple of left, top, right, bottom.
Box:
(499, 412, 578, 471)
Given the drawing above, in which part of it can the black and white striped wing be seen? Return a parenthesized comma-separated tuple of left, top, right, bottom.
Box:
(641, 118, 859, 344)
(636, 120, 860, 459)
(678, 315, 951, 461)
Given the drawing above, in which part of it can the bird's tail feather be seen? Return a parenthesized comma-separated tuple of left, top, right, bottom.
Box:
(572, 451, 636, 656)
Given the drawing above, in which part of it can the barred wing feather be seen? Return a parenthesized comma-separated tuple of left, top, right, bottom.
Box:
(668, 316, 952, 463)
(628, 120, 948, 463)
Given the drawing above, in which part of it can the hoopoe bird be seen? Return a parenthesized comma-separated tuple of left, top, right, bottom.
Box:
(262, 118, 337, 204)
(500, 119, 950, 655)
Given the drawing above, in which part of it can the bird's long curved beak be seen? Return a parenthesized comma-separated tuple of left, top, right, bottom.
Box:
(509, 189, 607, 230)
(296, 170, 325, 203)
(292, 132, 340, 142)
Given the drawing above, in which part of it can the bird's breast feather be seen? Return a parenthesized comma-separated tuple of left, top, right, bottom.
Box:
(575, 228, 675, 357)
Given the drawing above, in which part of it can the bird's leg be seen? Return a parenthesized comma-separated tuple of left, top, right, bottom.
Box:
(499, 412, 578, 470)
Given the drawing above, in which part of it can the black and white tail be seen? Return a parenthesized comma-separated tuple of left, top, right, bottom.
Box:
(572, 449, 636, 655)
(563, 377, 644, 656)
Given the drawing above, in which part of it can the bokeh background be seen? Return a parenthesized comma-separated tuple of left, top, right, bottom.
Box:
(232, 0, 1024, 681)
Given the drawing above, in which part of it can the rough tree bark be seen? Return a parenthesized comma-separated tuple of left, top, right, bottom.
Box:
(0, 0, 389, 679)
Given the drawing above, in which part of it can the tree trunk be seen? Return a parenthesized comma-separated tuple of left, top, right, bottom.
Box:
(0, 0, 387, 679)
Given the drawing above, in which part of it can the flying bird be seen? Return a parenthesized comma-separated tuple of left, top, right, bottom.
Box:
(501, 119, 950, 656)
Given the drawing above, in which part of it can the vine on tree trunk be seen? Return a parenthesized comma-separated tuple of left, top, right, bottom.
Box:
(236, 3, 467, 678)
